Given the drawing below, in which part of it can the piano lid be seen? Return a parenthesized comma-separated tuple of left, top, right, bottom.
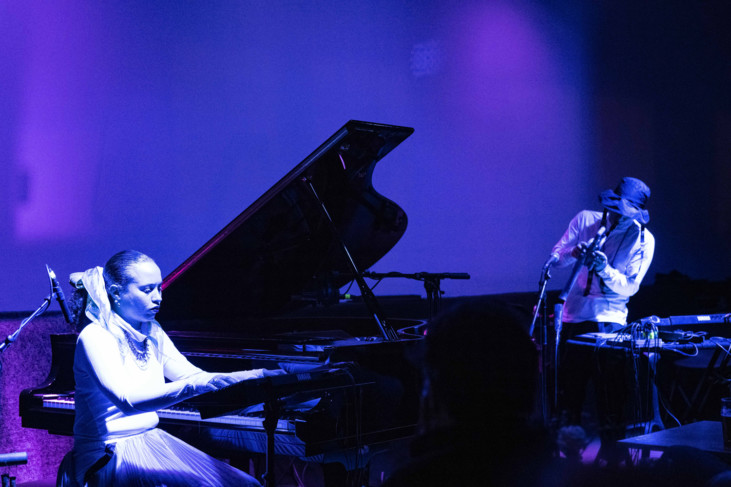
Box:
(157, 120, 414, 326)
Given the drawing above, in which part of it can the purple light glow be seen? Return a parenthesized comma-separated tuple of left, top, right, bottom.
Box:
(13, 1, 105, 241)
(1, 1, 730, 483)
(1, 0, 591, 308)
(0, 0, 728, 313)
(370, 0, 590, 297)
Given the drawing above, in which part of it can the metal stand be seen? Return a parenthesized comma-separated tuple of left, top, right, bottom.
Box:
(551, 226, 607, 415)
(529, 266, 553, 427)
(0, 271, 55, 485)
(361, 271, 470, 320)
(0, 264, 66, 357)
(553, 302, 564, 415)
(303, 178, 399, 341)
(260, 400, 282, 487)
(0, 452, 27, 467)
(0, 295, 53, 357)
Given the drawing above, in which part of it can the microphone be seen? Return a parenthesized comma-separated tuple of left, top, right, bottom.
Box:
(558, 226, 607, 302)
(46, 265, 72, 324)
(542, 253, 559, 272)
(0, 451, 27, 467)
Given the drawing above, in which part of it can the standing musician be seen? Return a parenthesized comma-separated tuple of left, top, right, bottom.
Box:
(550, 177, 655, 461)
(57, 249, 284, 486)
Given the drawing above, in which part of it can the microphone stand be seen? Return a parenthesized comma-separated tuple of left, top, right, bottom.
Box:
(0, 290, 52, 483)
(361, 271, 470, 320)
(0, 268, 59, 484)
(1, 266, 59, 376)
(552, 226, 607, 415)
(0, 295, 52, 359)
(530, 265, 553, 428)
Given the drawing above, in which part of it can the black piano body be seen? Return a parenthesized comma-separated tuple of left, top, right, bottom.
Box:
(20, 121, 424, 478)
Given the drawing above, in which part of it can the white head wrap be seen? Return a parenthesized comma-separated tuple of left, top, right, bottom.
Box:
(70, 266, 163, 355)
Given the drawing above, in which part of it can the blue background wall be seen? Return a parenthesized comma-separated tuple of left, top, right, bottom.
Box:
(1, 0, 729, 313)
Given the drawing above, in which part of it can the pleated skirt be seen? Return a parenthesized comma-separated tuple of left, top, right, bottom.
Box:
(59, 428, 261, 487)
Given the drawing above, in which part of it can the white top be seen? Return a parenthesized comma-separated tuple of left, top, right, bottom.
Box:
(69, 266, 265, 481)
(74, 322, 203, 442)
(552, 210, 655, 325)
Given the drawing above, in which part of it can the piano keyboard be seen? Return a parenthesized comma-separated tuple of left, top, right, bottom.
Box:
(40, 396, 297, 433)
(183, 351, 322, 363)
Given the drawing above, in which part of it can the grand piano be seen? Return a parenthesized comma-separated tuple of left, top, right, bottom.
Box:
(19, 120, 425, 485)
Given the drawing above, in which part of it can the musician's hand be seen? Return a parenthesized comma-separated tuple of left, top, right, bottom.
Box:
(189, 372, 237, 393)
(225, 369, 286, 382)
(571, 242, 588, 259)
(590, 250, 608, 272)
(229, 370, 264, 382)
(262, 368, 287, 377)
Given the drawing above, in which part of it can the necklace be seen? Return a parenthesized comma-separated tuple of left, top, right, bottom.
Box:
(122, 329, 151, 369)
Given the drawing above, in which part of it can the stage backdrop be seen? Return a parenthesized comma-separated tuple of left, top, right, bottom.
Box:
(1, 0, 729, 314)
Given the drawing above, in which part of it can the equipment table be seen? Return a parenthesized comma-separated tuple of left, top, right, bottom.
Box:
(618, 421, 731, 462)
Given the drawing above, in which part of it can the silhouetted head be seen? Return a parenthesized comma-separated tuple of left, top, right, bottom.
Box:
(424, 299, 538, 429)
(599, 176, 651, 224)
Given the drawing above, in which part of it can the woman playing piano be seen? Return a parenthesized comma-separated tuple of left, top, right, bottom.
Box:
(57, 250, 277, 486)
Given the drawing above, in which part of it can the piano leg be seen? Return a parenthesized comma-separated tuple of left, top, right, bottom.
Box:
(261, 400, 282, 487)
